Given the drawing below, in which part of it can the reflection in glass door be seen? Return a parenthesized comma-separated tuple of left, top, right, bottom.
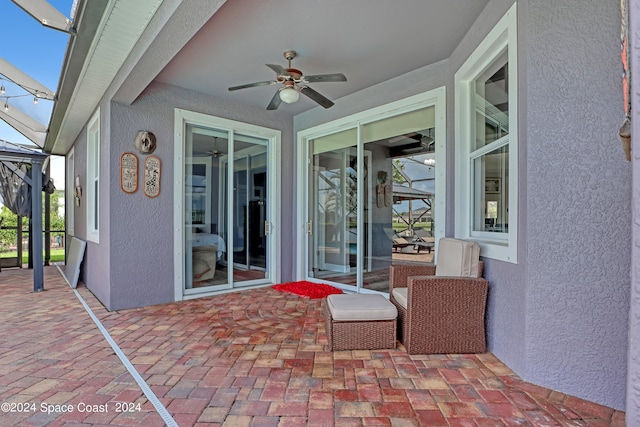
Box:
(183, 124, 272, 295)
(221, 134, 269, 286)
(308, 128, 359, 289)
(304, 103, 442, 294)
(185, 125, 229, 292)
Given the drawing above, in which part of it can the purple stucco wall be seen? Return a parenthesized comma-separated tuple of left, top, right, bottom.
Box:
(524, 0, 629, 409)
(296, 0, 630, 411)
(71, 101, 112, 307)
(106, 82, 294, 310)
(628, 0, 640, 423)
(449, 0, 529, 377)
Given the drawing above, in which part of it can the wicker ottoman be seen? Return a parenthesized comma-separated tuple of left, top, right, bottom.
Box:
(324, 294, 398, 351)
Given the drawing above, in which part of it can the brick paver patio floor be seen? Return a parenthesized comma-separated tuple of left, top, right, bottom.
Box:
(0, 266, 627, 426)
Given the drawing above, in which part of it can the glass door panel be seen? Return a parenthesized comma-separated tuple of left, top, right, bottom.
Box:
(309, 128, 358, 288)
(184, 125, 230, 292)
(221, 133, 270, 286)
(360, 106, 437, 293)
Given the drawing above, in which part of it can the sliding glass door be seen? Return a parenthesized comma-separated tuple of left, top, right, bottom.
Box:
(300, 90, 446, 294)
(176, 111, 279, 298)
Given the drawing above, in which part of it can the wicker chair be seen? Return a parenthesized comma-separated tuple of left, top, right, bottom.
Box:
(389, 238, 489, 354)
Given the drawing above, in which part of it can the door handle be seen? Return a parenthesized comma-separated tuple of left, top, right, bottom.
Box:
(264, 221, 273, 235)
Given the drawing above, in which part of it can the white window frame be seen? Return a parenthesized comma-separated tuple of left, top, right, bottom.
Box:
(66, 147, 74, 236)
(455, 4, 518, 263)
(86, 109, 100, 243)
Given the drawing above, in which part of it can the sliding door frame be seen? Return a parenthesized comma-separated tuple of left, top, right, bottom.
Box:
(296, 88, 446, 291)
(173, 109, 281, 301)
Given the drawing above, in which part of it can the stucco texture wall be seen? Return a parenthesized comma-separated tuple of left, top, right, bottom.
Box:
(108, 82, 293, 310)
(524, 0, 630, 410)
(71, 101, 112, 307)
(448, 0, 529, 377)
(627, 0, 640, 423)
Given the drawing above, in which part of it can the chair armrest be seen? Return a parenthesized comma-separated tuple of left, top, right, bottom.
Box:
(389, 264, 436, 292)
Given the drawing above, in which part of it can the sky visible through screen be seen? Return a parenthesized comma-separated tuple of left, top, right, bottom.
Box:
(0, 0, 75, 190)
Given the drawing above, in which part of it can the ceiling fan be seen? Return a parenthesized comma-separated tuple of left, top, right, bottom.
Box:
(207, 137, 223, 157)
(228, 50, 347, 110)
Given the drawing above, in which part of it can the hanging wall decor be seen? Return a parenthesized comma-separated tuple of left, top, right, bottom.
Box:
(383, 183, 393, 207)
(619, 0, 631, 160)
(133, 130, 157, 154)
(74, 175, 82, 207)
(143, 155, 161, 198)
(120, 152, 138, 193)
(376, 171, 387, 208)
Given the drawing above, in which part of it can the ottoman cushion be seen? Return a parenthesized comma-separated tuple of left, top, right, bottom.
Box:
(326, 294, 397, 321)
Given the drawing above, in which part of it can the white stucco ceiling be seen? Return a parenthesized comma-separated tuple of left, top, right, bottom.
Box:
(155, 0, 489, 115)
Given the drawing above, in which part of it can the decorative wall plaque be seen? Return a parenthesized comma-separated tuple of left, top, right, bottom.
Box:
(143, 155, 161, 198)
(74, 175, 82, 207)
(120, 152, 138, 193)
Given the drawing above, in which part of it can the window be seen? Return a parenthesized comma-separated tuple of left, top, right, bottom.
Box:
(86, 109, 100, 243)
(66, 147, 74, 236)
(455, 4, 517, 262)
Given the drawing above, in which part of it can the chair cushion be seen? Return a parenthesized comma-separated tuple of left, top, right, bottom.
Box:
(326, 294, 397, 321)
(436, 238, 480, 277)
(391, 288, 408, 309)
(192, 245, 217, 281)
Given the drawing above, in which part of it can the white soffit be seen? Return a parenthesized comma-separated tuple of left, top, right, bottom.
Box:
(52, 0, 163, 154)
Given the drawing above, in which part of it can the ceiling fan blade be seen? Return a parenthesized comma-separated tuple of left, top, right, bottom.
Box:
(303, 73, 347, 83)
(266, 90, 282, 110)
(228, 80, 275, 91)
(266, 64, 291, 77)
(300, 86, 334, 109)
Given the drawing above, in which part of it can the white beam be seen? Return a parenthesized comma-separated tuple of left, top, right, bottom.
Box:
(0, 57, 55, 100)
(11, 0, 74, 33)
(0, 107, 47, 148)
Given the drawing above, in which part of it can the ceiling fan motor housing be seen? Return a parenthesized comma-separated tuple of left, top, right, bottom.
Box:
(285, 69, 302, 81)
(283, 49, 297, 61)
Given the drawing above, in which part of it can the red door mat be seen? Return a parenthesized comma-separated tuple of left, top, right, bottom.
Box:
(272, 281, 343, 299)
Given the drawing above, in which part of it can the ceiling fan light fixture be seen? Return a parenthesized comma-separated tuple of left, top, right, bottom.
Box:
(279, 86, 299, 104)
